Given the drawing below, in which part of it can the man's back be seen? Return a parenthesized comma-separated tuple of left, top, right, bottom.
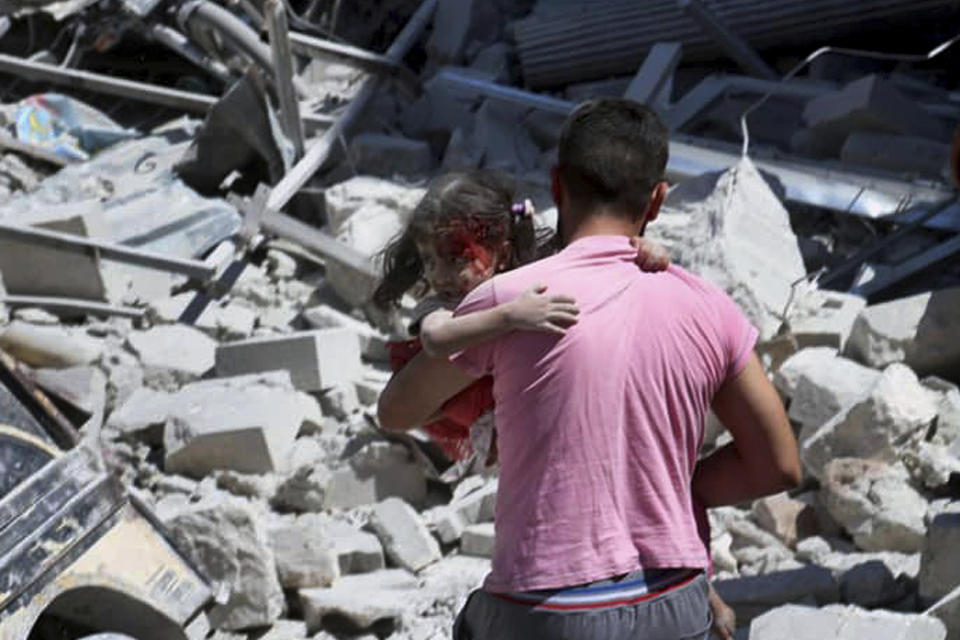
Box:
(454, 235, 757, 592)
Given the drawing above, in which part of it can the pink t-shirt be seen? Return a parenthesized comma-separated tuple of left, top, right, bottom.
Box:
(451, 235, 757, 593)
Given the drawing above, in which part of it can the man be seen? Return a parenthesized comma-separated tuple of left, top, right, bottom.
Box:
(378, 99, 801, 640)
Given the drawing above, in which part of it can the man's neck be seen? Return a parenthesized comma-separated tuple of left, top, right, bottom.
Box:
(562, 209, 642, 245)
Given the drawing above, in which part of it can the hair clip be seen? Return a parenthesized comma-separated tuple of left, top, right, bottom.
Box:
(511, 199, 535, 222)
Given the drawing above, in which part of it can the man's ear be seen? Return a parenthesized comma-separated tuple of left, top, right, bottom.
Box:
(643, 181, 668, 225)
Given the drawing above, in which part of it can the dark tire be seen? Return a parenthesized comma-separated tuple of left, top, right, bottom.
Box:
(77, 634, 140, 640)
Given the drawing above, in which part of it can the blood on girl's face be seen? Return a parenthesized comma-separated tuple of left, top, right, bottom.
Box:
(416, 237, 497, 300)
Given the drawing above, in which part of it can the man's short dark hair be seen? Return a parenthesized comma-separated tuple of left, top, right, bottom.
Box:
(557, 99, 669, 219)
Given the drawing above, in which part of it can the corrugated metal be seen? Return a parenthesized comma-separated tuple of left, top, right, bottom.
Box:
(514, 0, 960, 88)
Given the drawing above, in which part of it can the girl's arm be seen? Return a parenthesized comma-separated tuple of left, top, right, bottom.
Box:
(419, 285, 578, 359)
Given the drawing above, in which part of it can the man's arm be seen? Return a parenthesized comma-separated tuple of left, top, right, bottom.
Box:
(692, 352, 802, 507)
(377, 350, 479, 432)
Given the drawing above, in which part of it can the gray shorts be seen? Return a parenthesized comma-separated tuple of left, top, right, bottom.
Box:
(453, 571, 712, 640)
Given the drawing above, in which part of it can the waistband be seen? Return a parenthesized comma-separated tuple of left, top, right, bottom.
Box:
(490, 568, 702, 612)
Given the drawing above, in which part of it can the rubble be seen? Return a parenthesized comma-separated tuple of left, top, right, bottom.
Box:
(127, 325, 217, 384)
(162, 492, 285, 631)
(0, 321, 103, 368)
(368, 497, 441, 572)
(919, 506, 960, 635)
(268, 513, 341, 588)
(215, 329, 362, 392)
(750, 604, 947, 640)
(324, 442, 427, 509)
(299, 569, 419, 634)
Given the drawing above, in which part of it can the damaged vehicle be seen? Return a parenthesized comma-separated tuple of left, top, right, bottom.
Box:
(0, 349, 211, 640)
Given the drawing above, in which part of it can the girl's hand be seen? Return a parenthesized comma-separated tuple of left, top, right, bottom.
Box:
(630, 236, 671, 272)
(504, 284, 579, 335)
(708, 585, 737, 640)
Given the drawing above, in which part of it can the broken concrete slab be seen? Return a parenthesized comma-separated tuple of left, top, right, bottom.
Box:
(774, 347, 880, 432)
(845, 286, 960, 381)
(162, 492, 285, 631)
(324, 442, 427, 509)
(901, 441, 960, 489)
(842, 131, 951, 178)
(163, 372, 305, 478)
(348, 133, 434, 178)
(919, 506, 960, 608)
(749, 604, 946, 640)
(104, 386, 172, 443)
(714, 565, 839, 627)
(427, 0, 501, 66)
(271, 465, 331, 513)
(318, 519, 385, 575)
(0, 320, 103, 368)
(655, 158, 805, 340)
(127, 324, 217, 381)
(461, 522, 496, 558)
(215, 328, 362, 392)
(30, 364, 106, 424)
(301, 304, 389, 363)
(322, 176, 423, 236)
(369, 497, 441, 572)
(931, 385, 960, 447)
(820, 458, 928, 553)
(299, 569, 419, 634)
(786, 289, 867, 352)
(801, 363, 939, 479)
(268, 514, 341, 588)
(474, 100, 541, 174)
(802, 75, 946, 156)
(751, 492, 819, 549)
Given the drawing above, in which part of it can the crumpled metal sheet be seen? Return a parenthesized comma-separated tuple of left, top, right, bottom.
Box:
(0, 0, 98, 21)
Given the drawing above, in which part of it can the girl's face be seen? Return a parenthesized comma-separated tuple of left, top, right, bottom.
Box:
(416, 236, 498, 300)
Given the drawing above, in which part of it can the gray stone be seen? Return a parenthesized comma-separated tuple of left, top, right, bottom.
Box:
(449, 477, 498, 525)
(320, 519, 385, 574)
(803, 75, 946, 155)
(299, 569, 419, 633)
(31, 365, 106, 424)
(272, 465, 331, 513)
(162, 492, 284, 631)
(0, 321, 104, 368)
(268, 514, 341, 588)
(320, 383, 361, 420)
(935, 387, 960, 447)
(324, 442, 427, 509)
(786, 289, 867, 352)
(348, 133, 433, 178)
(902, 442, 960, 489)
(840, 560, 909, 608)
(750, 604, 946, 640)
(322, 176, 424, 235)
(475, 100, 541, 174)
(752, 492, 819, 549)
(841, 131, 950, 177)
(214, 470, 279, 501)
(251, 619, 309, 640)
(714, 566, 839, 627)
(265, 249, 297, 280)
(845, 287, 960, 380)
(216, 328, 362, 393)
(461, 522, 496, 558)
(164, 372, 305, 478)
(774, 347, 880, 431)
(100, 347, 144, 412)
(127, 325, 216, 380)
(301, 305, 389, 363)
(369, 498, 441, 572)
(655, 158, 805, 340)
(105, 386, 172, 443)
(919, 506, 960, 605)
(802, 364, 939, 479)
(821, 458, 928, 553)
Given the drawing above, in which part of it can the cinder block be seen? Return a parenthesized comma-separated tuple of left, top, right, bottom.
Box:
(215, 328, 362, 391)
(461, 522, 496, 558)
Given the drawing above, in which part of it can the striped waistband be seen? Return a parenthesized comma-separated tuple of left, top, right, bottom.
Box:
(491, 568, 702, 612)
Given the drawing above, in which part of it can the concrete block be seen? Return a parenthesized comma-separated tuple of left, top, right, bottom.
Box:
(774, 347, 880, 432)
(320, 519, 385, 574)
(162, 492, 285, 631)
(215, 329, 362, 392)
(750, 604, 946, 640)
(474, 100, 541, 174)
(0, 321, 104, 368)
(919, 507, 960, 604)
(450, 478, 498, 524)
(348, 133, 434, 178)
(801, 363, 939, 479)
(301, 304, 389, 363)
(425, 505, 466, 544)
(369, 498, 441, 572)
(127, 325, 217, 379)
(299, 569, 419, 633)
(820, 458, 928, 553)
(787, 289, 867, 352)
(30, 365, 106, 424)
(715, 566, 839, 627)
(842, 131, 950, 177)
(163, 372, 305, 478)
(461, 522, 496, 558)
(845, 286, 960, 381)
(751, 492, 819, 549)
(322, 176, 423, 237)
(268, 514, 341, 588)
(271, 465, 331, 512)
(803, 75, 946, 155)
(324, 442, 427, 509)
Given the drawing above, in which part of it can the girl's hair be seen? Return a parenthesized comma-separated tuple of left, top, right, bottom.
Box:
(373, 170, 550, 309)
